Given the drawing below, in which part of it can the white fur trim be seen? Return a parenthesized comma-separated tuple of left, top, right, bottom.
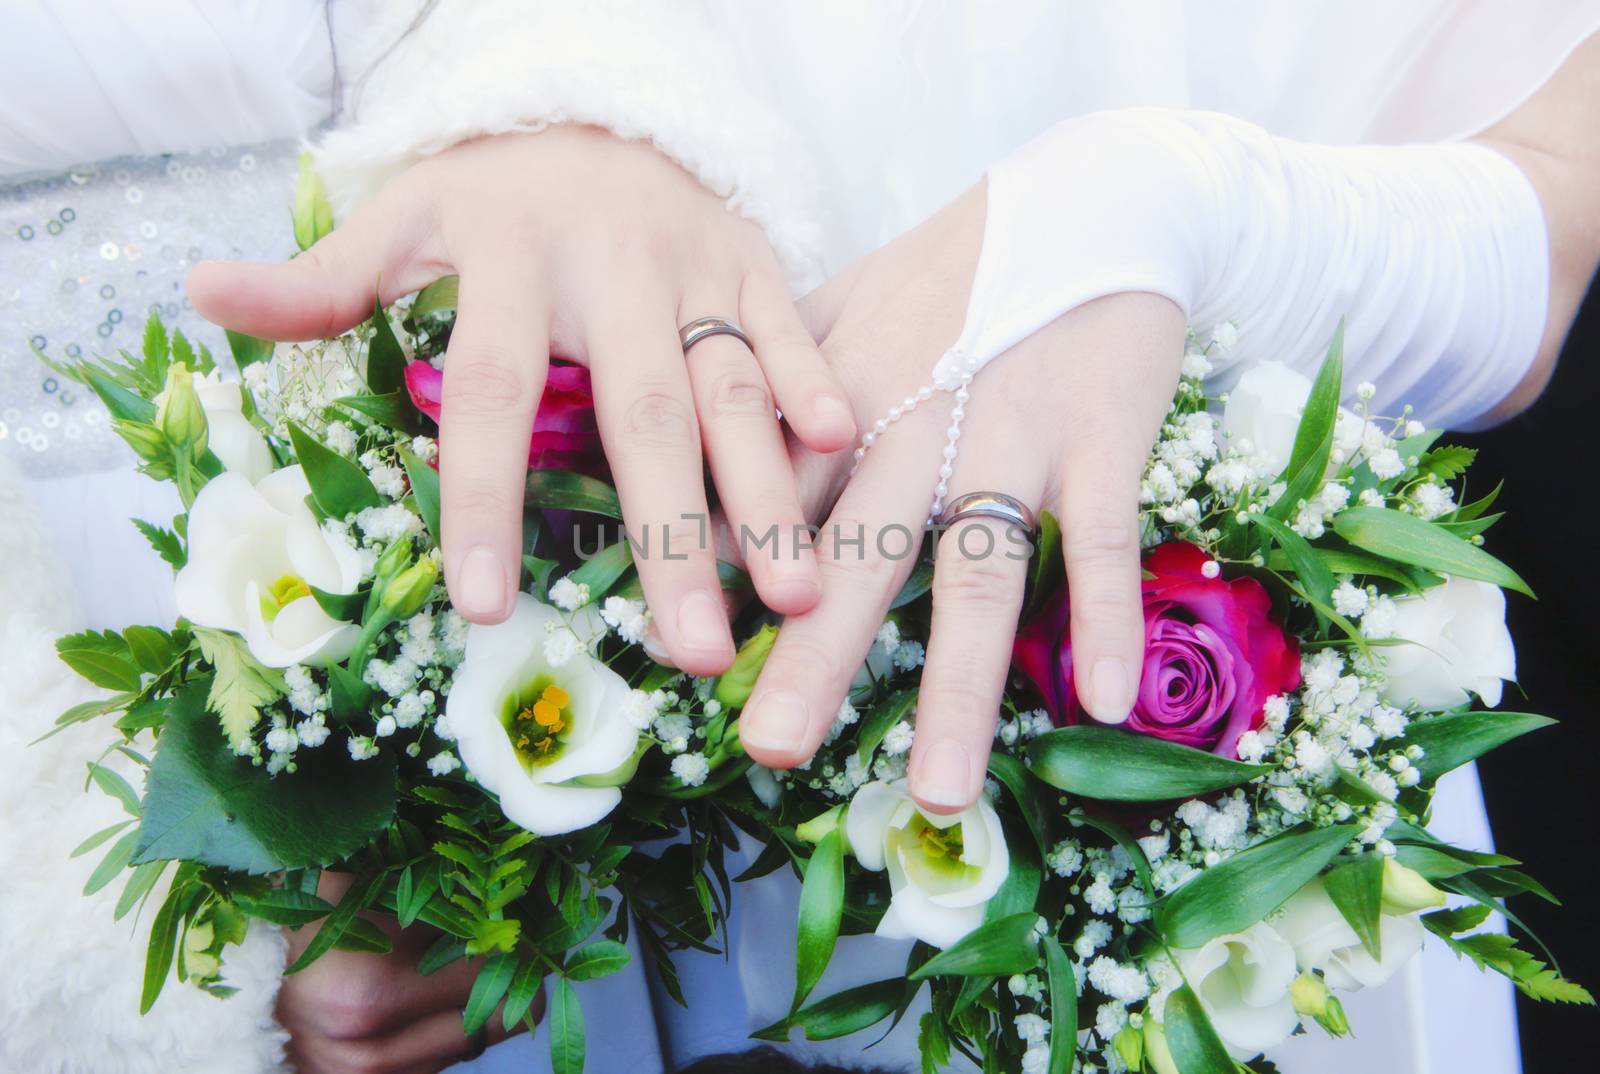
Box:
(0, 457, 290, 1073)
(318, 0, 825, 289)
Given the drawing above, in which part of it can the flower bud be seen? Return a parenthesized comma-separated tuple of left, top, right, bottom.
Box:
(713, 623, 778, 708)
(1291, 971, 1350, 1036)
(1143, 1019, 1180, 1074)
(1381, 858, 1447, 915)
(113, 419, 170, 463)
(373, 535, 413, 587)
(155, 363, 208, 454)
(1112, 1024, 1145, 1070)
(796, 804, 845, 846)
(379, 557, 439, 619)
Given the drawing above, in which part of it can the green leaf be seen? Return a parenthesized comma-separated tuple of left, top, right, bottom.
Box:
(568, 539, 633, 598)
(909, 912, 1040, 980)
(84, 363, 157, 423)
(71, 819, 136, 858)
(1154, 825, 1357, 948)
(114, 860, 168, 921)
(525, 469, 623, 519)
(1024, 509, 1064, 618)
(753, 979, 903, 1042)
(1400, 711, 1555, 783)
(288, 422, 382, 517)
(1075, 814, 1156, 898)
(1163, 984, 1236, 1074)
(503, 959, 543, 1032)
(88, 761, 143, 818)
(1331, 507, 1532, 597)
(225, 329, 275, 371)
(332, 916, 393, 955)
(418, 935, 468, 976)
(291, 151, 334, 251)
(565, 938, 631, 981)
(1268, 323, 1343, 523)
(194, 628, 285, 752)
(1418, 445, 1476, 481)
(1432, 931, 1594, 1005)
(987, 753, 1053, 853)
(1451, 481, 1503, 523)
(856, 690, 917, 766)
(310, 584, 366, 624)
(123, 625, 177, 674)
(141, 882, 187, 1013)
(133, 681, 396, 874)
(412, 275, 460, 319)
(1251, 513, 1335, 612)
(1027, 725, 1270, 802)
(366, 297, 407, 396)
(133, 518, 186, 569)
(1324, 854, 1385, 961)
(57, 629, 141, 692)
(548, 977, 585, 1074)
(84, 830, 139, 896)
(1422, 904, 1494, 937)
(890, 561, 934, 610)
(284, 872, 385, 975)
(326, 662, 375, 723)
(337, 391, 425, 436)
(794, 828, 845, 1009)
(400, 450, 441, 543)
(237, 888, 335, 926)
(1043, 936, 1077, 1074)
(464, 953, 518, 1035)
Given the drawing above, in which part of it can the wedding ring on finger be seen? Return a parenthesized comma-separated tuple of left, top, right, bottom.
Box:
(678, 315, 752, 354)
(936, 490, 1037, 535)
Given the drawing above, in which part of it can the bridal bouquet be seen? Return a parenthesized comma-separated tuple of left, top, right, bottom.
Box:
(742, 331, 1593, 1073)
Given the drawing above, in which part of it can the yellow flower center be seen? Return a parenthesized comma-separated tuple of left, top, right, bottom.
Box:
(916, 822, 966, 863)
(259, 574, 313, 622)
(504, 681, 573, 767)
(890, 815, 981, 894)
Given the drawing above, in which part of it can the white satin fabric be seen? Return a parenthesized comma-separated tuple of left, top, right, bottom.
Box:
(4, 2, 1597, 1073)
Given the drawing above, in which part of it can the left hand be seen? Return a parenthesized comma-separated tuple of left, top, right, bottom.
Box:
(738, 184, 1187, 814)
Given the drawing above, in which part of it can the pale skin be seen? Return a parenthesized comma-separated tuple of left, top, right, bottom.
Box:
(193, 34, 1600, 1074)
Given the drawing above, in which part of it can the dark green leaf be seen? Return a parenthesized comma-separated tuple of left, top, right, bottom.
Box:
(1450, 482, 1503, 523)
(337, 391, 425, 435)
(285, 873, 384, 975)
(890, 561, 935, 610)
(987, 753, 1053, 853)
(1024, 510, 1064, 618)
(133, 682, 396, 874)
(1041, 936, 1076, 1074)
(326, 662, 376, 723)
(114, 860, 168, 922)
(1268, 323, 1343, 523)
(1401, 711, 1555, 783)
(288, 422, 381, 517)
(568, 539, 633, 598)
(237, 888, 335, 927)
(122, 626, 176, 674)
(548, 977, 585, 1074)
(1027, 726, 1270, 801)
(1075, 813, 1156, 898)
(226, 329, 274, 371)
(311, 584, 366, 623)
(400, 450, 441, 543)
(464, 953, 517, 1035)
(504, 959, 543, 1032)
(1163, 984, 1235, 1074)
(85, 363, 157, 423)
(856, 690, 917, 766)
(412, 276, 460, 319)
(140, 883, 187, 1013)
(565, 938, 631, 981)
(333, 916, 394, 955)
(366, 298, 407, 395)
(1324, 854, 1385, 960)
(525, 469, 622, 519)
(1331, 507, 1532, 596)
(1251, 513, 1335, 611)
(753, 979, 903, 1043)
(794, 829, 845, 1009)
(418, 935, 468, 976)
(909, 912, 1040, 980)
(84, 831, 139, 896)
(1155, 825, 1357, 948)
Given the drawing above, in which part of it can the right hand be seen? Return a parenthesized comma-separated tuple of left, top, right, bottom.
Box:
(189, 125, 855, 676)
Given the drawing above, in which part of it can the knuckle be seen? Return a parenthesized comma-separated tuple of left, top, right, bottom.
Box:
(1070, 589, 1144, 635)
(441, 357, 530, 415)
(934, 540, 1020, 606)
(703, 367, 775, 420)
(1063, 511, 1138, 566)
(327, 1040, 389, 1074)
(620, 388, 696, 447)
(445, 484, 513, 522)
(771, 633, 840, 685)
(313, 980, 390, 1041)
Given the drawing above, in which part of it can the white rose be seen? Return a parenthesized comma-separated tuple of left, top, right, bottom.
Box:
(191, 369, 273, 483)
(1222, 362, 1362, 475)
(175, 466, 363, 667)
(1381, 577, 1516, 709)
(844, 779, 1009, 949)
(1272, 877, 1426, 992)
(447, 595, 641, 836)
(1152, 921, 1300, 1059)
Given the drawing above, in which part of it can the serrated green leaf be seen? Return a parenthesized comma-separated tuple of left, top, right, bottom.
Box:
(1418, 445, 1476, 481)
(133, 518, 186, 569)
(548, 977, 585, 1074)
(1027, 725, 1270, 801)
(1324, 854, 1385, 961)
(1421, 904, 1493, 937)
(288, 422, 382, 517)
(1331, 507, 1532, 596)
(194, 628, 285, 752)
(794, 829, 845, 1009)
(57, 629, 141, 692)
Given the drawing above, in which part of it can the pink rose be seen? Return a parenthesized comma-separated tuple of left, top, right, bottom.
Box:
(1014, 542, 1300, 759)
(404, 359, 605, 476)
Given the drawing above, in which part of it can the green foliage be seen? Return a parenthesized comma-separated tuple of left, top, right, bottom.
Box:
(412, 275, 460, 319)
(1043, 936, 1076, 1074)
(525, 469, 624, 520)
(337, 391, 427, 436)
(291, 152, 334, 252)
(1399, 711, 1555, 783)
(1331, 507, 1532, 596)
(856, 690, 917, 767)
(910, 913, 1041, 980)
(1418, 445, 1476, 481)
(754, 978, 904, 1042)
(793, 828, 845, 1009)
(1027, 725, 1270, 801)
(193, 628, 285, 752)
(1323, 854, 1385, 960)
(1267, 324, 1343, 524)
(548, 977, 585, 1074)
(132, 518, 186, 569)
(400, 449, 441, 542)
(288, 421, 382, 517)
(366, 297, 408, 396)
(225, 329, 275, 371)
(1163, 984, 1237, 1074)
(1429, 929, 1593, 1005)
(57, 629, 142, 692)
(464, 953, 519, 1034)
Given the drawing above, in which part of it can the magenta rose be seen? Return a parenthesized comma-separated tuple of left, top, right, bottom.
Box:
(404, 359, 605, 476)
(1014, 541, 1300, 759)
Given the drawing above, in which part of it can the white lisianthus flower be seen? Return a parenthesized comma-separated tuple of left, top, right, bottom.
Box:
(1273, 876, 1428, 991)
(181, 368, 273, 482)
(1381, 577, 1516, 709)
(844, 779, 1009, 949)
(1152, 921, 1300, 1059)
(447, 595, 640, 836)
(1221, 362, 1361, 475)
(174, 466, 363, 667)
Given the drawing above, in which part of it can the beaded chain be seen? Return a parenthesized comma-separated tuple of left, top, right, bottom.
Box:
(848, 347, 984, 521)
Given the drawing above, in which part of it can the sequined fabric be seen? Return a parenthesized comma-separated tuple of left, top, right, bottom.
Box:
(0, 142, 299, 476)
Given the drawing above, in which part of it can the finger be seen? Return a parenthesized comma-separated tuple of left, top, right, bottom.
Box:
(739, 410, 940, 767)
(587, 299, 734, 675)
(437, 267, 548, 624)
(739, 262, 856, 452)
(1054, 296, 1185, 722)
(307, 1007, 517, 1074)
(909, 461, 1045, 813)
(682, 292, 821, 615)
(188, 168, 446, 341)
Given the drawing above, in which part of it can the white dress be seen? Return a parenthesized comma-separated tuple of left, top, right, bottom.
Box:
(3, 3, 1596, 1072)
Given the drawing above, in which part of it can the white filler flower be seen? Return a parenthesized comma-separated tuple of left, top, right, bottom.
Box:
(1154, 921, 1300, 1060)
(447, 595, 640, 836)
(174, 466, 363, 667)
(845, 779, 1009, 949)
(1382, 576, 1516, 709)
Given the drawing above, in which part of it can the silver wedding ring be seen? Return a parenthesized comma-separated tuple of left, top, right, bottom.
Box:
(678, 315, 752, 354)
(937, 490, 1037, 534)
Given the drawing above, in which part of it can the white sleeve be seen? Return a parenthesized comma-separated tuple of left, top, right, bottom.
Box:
(940, 108, 1550, 430)
(317, 0, 825, 289)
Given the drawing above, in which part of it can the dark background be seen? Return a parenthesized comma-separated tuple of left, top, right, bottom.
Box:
(1460, 279, 1600, 1072)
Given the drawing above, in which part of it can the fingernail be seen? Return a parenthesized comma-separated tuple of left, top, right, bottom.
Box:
(1090, 656, 1134, 723)
(741, 690, 809, 754)
(641, 624, 677, 668)
(916, 739, 975, 809)
(676, 589, 731, 652)
(455, 546, 509, 619)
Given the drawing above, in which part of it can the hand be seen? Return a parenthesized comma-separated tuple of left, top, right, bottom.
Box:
(277, 875, 535, 1074)
(739, 184, 1186, 812)
(189, 126, 855, 675)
